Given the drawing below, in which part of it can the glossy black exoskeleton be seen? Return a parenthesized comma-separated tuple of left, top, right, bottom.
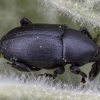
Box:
(0, 18, 100, 83)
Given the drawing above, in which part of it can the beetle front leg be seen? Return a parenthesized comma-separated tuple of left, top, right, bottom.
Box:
(38, 66, 65, 79)
(7, 62, 41, 72)
(70, 65, 87, 83)
(89, 60, 100, 81)
(79, 27, 93, 40)
(53, 66, 65, 79)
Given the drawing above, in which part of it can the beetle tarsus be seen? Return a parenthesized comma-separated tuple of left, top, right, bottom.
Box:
(7, 62, 15, 67)
(81, 77, 86, 84)
(38, 73, 53, 78)
(79, 71, 87, 78)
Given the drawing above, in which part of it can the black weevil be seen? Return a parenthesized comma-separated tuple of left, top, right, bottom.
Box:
(0, 18, 100, 83)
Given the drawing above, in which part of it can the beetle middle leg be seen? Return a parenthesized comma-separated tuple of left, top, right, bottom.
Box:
(80, 27, 100, 43)
(7, 61, 41, 72)
(38, 66, 65, 79)
(53, 66, 65, 79)
(70, 65, 87, 83)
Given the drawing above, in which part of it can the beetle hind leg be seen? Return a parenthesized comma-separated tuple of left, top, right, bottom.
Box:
(70, 65, 87, 83)
(7, 61, 41, 72)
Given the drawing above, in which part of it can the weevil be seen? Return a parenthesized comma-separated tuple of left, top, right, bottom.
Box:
(0, 18, 100, 83)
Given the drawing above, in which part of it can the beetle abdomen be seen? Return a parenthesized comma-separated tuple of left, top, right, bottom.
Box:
(63, 29, 97, 65)
(0, 24, 68, 69)
(1, 34, 63, 69)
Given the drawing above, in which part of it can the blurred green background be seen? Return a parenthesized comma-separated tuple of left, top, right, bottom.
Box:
(0, 0, 99, 85)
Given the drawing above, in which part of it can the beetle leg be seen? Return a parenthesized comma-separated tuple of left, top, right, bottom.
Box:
(7, 61, 41, 72)
(53, 66, 65, 79)
(70, 65, 87, 83)
(79, 27, 93, 40)
(89, 61, 100, 81)
(94, 34, 100, 43)
(20, 17, 32, 26)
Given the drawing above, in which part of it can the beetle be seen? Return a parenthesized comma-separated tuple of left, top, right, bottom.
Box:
(0, 18, 100, 83)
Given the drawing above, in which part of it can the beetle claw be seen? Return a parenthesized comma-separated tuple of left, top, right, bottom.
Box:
(79, 72, 87, 84)
(81, 77, 86, 84)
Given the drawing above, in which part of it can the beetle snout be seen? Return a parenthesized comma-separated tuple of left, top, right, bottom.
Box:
(89, 62, 100, 81)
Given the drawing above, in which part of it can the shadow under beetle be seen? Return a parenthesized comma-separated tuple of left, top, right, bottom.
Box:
(0, 18, 100, 83)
